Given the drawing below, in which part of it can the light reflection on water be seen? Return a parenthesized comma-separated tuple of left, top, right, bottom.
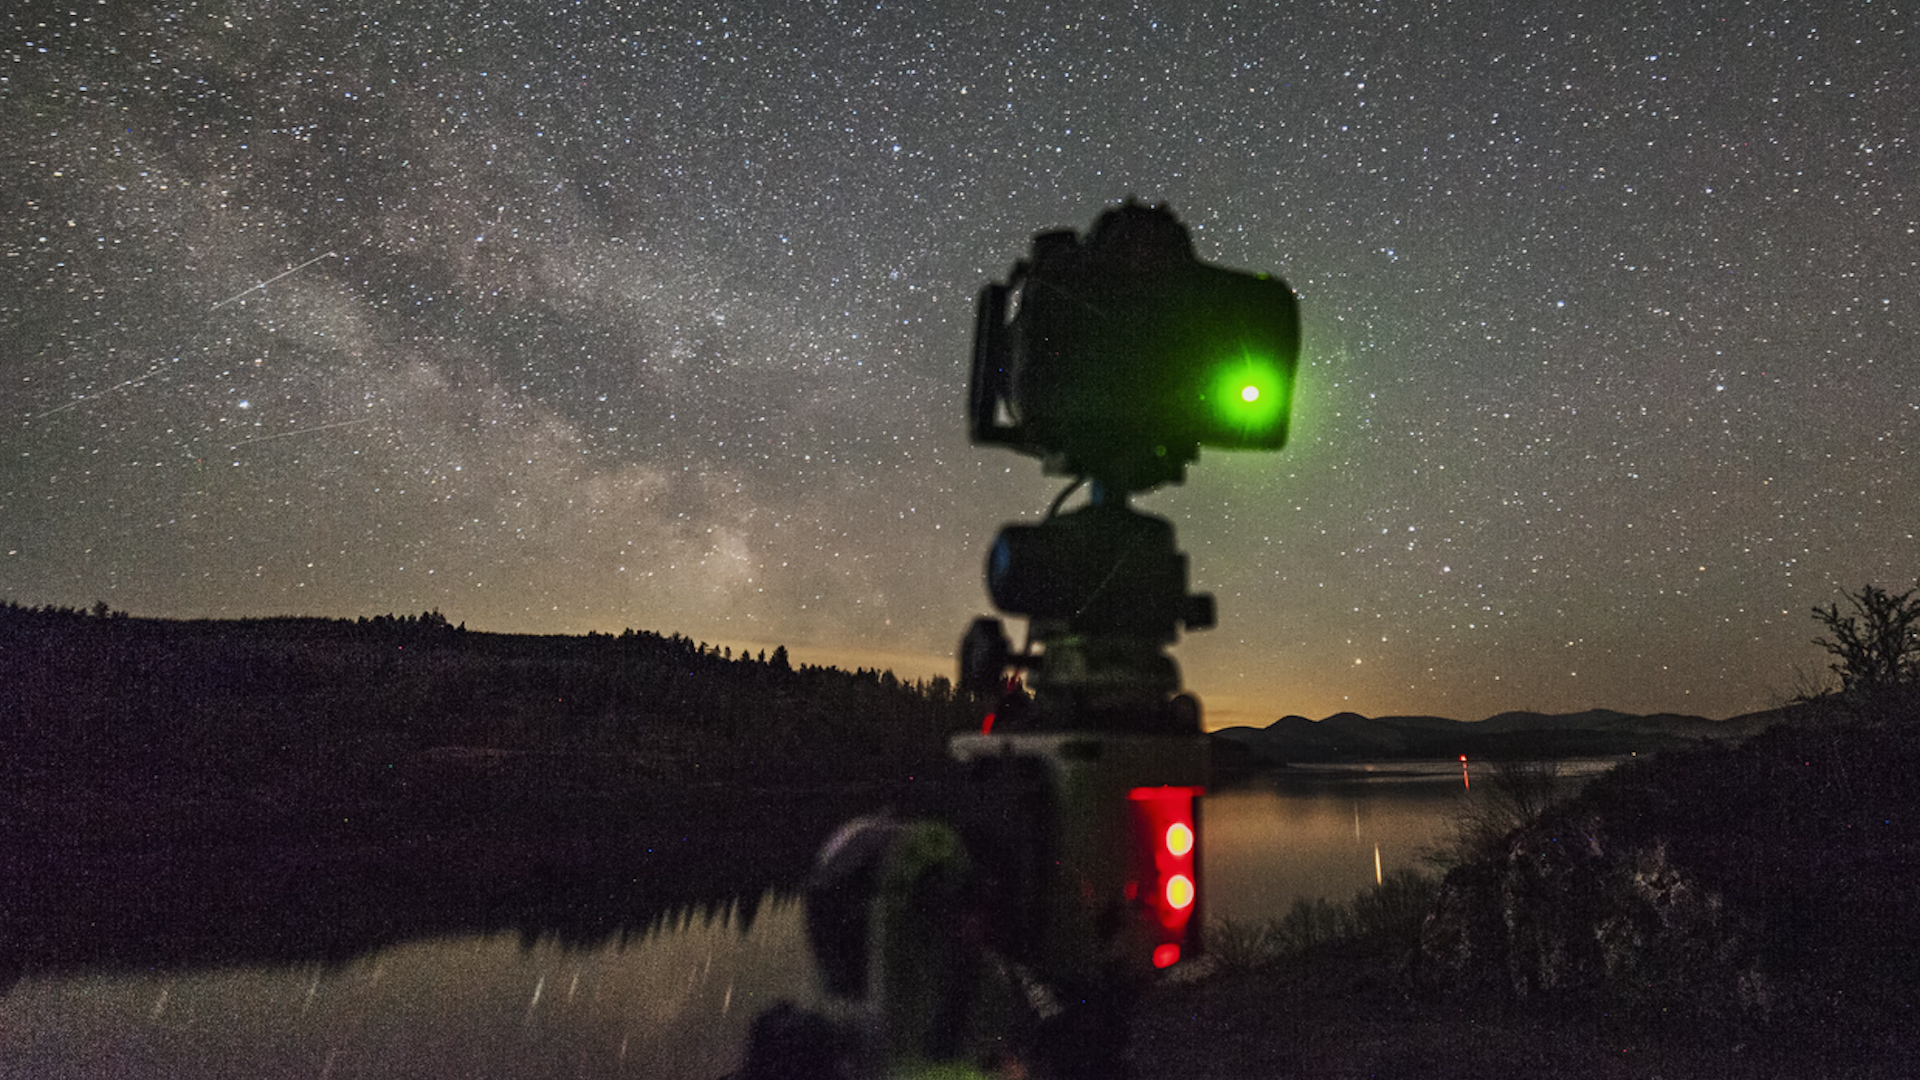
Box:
(1, 760, 1619, 1077)
(0, 894, 821, 1080)
(1204, 758, 1620, 922)
(1204, 764, 1470, 921)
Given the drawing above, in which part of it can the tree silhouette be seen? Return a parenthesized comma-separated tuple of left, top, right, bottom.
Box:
(1811, 583, 1920, 698)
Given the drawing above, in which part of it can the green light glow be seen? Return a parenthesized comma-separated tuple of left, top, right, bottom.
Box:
(1206, 349, 1288, 439)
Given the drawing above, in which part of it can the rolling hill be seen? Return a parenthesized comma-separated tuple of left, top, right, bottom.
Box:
(1210, 707, 1784, 770)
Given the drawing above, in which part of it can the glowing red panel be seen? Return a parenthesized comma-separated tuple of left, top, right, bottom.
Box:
(1129, 786, 1202, 939)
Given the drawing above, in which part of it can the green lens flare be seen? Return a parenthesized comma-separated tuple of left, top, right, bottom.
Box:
(1207, 350, 1287, 438)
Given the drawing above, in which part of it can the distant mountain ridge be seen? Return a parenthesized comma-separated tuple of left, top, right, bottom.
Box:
(1211, 707, 1785, 769)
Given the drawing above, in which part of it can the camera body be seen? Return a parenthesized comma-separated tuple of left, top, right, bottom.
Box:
(971, 201, 1300, 492)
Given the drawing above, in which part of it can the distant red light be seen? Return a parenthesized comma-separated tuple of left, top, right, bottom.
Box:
(1153, 943, 1181, 969)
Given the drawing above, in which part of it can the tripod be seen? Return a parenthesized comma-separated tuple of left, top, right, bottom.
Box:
(747, 202, 1296, 1079)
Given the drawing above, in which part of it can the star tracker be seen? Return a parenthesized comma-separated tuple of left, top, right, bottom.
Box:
(782, 202, 1301, 1078)
(943, 203, 1301, 1070)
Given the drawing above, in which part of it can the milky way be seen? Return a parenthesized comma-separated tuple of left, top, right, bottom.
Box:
(4, 2, 1914, 726)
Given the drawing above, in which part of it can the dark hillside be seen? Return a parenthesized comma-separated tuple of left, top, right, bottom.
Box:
(0, 603, 974, 977)
(1138, 698, 1919, 1077)
(1417, 696, 1920, 1067)
(1211, 707, 1772, 770)
(0, 603, 964, 783)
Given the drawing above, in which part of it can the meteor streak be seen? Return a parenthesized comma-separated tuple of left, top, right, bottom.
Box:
(30, 365, 167, 419)
(229, 416, 379, 447)
(32, 249, 347, 421)
(210, 251, 339, 311)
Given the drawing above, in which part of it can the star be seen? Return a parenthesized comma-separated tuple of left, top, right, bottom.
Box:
(3, 2, 1913, 725)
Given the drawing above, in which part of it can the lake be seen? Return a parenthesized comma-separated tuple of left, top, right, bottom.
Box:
(0, 759, 1615, 1078)
(1205, 758, 1619, 921)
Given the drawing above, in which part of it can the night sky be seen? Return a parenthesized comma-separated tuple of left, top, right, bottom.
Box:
(4, 2, 1914, 728)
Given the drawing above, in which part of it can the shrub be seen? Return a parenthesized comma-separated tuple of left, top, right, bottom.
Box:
(1205, 869, 1438, 973)
(1430, 757, 1566, 869)
(1810, 583, 1920, 699)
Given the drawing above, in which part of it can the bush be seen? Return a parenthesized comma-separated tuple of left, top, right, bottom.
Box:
(1418, 715, 1920, 1038)
(1206, 869, 1438, 973)
(1430, 758, 1567, 869)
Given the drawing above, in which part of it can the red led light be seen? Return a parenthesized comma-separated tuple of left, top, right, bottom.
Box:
(1165, 874, 1195, 910)
(1165, 822, 1194, 857)
(1153, 943, 1182, 969)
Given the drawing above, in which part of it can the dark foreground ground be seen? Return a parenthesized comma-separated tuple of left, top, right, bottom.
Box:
(0, 606, 965, 978)
(1133, 696, 1920, 1080)
(1132, 945, 1915, 1080)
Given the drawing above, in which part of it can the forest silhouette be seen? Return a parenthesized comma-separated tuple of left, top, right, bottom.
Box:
(0, 602, 973, 981)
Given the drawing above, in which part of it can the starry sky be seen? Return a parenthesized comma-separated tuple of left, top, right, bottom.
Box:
(4, 1, 1914, 728)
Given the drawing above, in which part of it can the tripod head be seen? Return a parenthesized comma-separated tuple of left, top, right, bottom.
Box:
(962, 203, 1299, 728)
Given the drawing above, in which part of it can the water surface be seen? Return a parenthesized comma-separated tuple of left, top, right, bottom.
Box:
(1, 759, 1615, 1078)
(1, 896, 817, 1080)
(1204, 757, 1618, 921)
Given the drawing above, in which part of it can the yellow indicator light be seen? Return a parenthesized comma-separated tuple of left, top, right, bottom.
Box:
(1164, 822, 1194, 857)
(1165, 874, 1195, 910)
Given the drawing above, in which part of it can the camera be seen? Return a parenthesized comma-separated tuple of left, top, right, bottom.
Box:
(970, 200, 1300, 492)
